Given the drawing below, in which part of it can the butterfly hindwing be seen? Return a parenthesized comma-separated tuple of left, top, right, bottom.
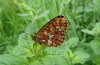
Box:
(33, 15, 67, 47)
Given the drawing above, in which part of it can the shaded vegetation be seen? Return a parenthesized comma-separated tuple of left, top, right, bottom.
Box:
(0, 0, 100, 65)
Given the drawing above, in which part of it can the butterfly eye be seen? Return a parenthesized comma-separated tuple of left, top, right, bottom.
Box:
(32, 15, 68, 47)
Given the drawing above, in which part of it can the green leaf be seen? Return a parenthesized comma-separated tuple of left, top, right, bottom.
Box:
(81, 29, 95, 35)
(90, 39, 100, 55)
(18, 33, 33, 48)
(42, 42, 70, 65)
(65, 37, 79, 48)
(34, 10, 49, 20)
(45, 41, 68, 55)
(81, 23, 100, 36)
(72, 51, 90, 64)
(0, 54, 28, 65)
(6, 45, 14, 53)
(64, 49, 74, 65)
(12, 45, 34, 57)
(92, 55, 100, 65)
(42, 55, 70, 65)
(30, 60, 42, 65)
(92, 23, 100, 36)
(12, 33, 35, 57)
(64, 48, 90, 64)
(25, 22, 38, 35)
(52, 55, 70, 65)
(30, 55, 70, 65)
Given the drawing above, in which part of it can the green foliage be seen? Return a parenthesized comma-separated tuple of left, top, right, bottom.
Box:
(65, 37, 79, 48)
(0, 54, 29, 65)
(81, 23, 100, 36)
(0, 0, 100, 65)
(90, 39, 100, 55)
(65, 48, 90, 64)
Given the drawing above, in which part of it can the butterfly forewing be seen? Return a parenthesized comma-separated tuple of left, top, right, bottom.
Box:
(33, 15, 67, 47)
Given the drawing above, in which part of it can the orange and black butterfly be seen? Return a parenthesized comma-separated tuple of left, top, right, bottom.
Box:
(32, 15, 68, 47)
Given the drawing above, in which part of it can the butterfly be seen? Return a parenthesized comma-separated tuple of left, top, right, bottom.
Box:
(32, 15, 68, 47)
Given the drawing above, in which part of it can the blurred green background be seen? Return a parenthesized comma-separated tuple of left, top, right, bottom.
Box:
(0, 0, 100, 65)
